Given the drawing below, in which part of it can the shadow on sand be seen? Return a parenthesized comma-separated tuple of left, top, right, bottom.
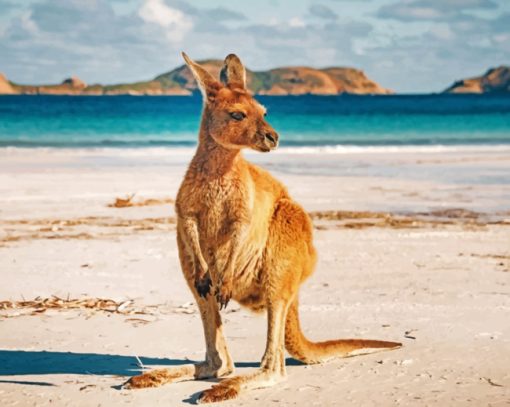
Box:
(0, 350, 303, 378)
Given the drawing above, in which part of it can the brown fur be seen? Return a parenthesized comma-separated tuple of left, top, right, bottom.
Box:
(124, 53, 401, 402)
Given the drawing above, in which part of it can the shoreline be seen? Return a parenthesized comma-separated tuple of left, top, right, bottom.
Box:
(2, 144, 510, 154)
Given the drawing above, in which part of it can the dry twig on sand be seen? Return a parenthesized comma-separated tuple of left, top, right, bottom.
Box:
(0, 296, 142, 317)
(0, 296, 199, 319)
(108, 194, 175, 208)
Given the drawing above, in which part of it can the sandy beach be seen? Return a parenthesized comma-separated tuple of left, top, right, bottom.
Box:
(1, 147, 509, 406)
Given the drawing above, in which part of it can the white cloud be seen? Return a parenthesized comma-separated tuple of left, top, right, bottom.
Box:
(138, 0, 192, 42)
(19, 11, 38, 34)
(493, 33, 509, 43)
(377, 0, 498, 21)
(406, 7, 442, 19)
(429, 24, 454, 40)
(309, 5, 338, 20)
(288, 17, 306, 27)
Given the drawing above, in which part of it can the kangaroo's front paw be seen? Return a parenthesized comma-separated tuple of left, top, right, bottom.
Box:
(195, 274, 212, 298)
(215, 283, 232, 310)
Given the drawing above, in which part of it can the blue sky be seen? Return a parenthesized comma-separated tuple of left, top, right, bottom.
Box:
(0, 0, 509, 92)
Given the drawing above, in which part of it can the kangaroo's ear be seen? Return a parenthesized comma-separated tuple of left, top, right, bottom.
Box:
(220, 54, 246, 90)
(182, 52, 221, 102)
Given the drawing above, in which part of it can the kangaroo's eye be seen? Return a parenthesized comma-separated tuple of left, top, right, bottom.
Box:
(263, 112, 267, 117)
(230, 111, 246, 121)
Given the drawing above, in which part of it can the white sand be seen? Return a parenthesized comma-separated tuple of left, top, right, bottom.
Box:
(0, 148, 509, 406)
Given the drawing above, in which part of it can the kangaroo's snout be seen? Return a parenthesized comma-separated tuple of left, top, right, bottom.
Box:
(257, 123, 279, 152)
(264, 131, 279, 149)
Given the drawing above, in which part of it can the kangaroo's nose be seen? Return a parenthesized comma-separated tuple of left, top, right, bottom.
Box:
(265, 131, 279, 147)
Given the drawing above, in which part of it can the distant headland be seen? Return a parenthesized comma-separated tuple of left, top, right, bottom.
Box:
(0, 60, 391, 96)
(443, 66, 510, 94)
(1, 63, 509, 96)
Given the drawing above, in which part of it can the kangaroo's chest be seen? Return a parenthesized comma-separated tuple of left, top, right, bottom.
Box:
(194, 177, 251, 242)
(178, 169, 272, 283)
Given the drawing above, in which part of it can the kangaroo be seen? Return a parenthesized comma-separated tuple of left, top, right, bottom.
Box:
(125, 53, 401, 403)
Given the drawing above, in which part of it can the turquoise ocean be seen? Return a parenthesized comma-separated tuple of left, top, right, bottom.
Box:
(1, 94, 510, 148)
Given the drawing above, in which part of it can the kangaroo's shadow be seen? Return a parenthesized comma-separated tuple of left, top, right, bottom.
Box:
(0, 349, 303, 378)
(0, 350, 190, 377)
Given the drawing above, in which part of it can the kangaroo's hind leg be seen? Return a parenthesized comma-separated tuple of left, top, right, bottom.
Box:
(197, 296, 292, 403)
(125, 237, 234, 389)
(197, 199, 310, 403)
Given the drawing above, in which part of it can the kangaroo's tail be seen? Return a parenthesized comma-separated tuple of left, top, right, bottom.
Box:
(285, 298, 402, 364)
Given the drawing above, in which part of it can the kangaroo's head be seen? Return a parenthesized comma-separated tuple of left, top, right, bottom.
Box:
(182, 52, 279, 152)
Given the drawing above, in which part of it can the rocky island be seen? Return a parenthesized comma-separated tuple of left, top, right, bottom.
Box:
(443, 66, 510, 94)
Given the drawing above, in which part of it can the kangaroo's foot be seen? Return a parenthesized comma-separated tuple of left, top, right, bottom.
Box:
(197, 368, 285, 404)
(198, 380, 240, 404)
(215, 281, 232, 310)
(124, 360, 234, 390)
(124, 365, 195, 389)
